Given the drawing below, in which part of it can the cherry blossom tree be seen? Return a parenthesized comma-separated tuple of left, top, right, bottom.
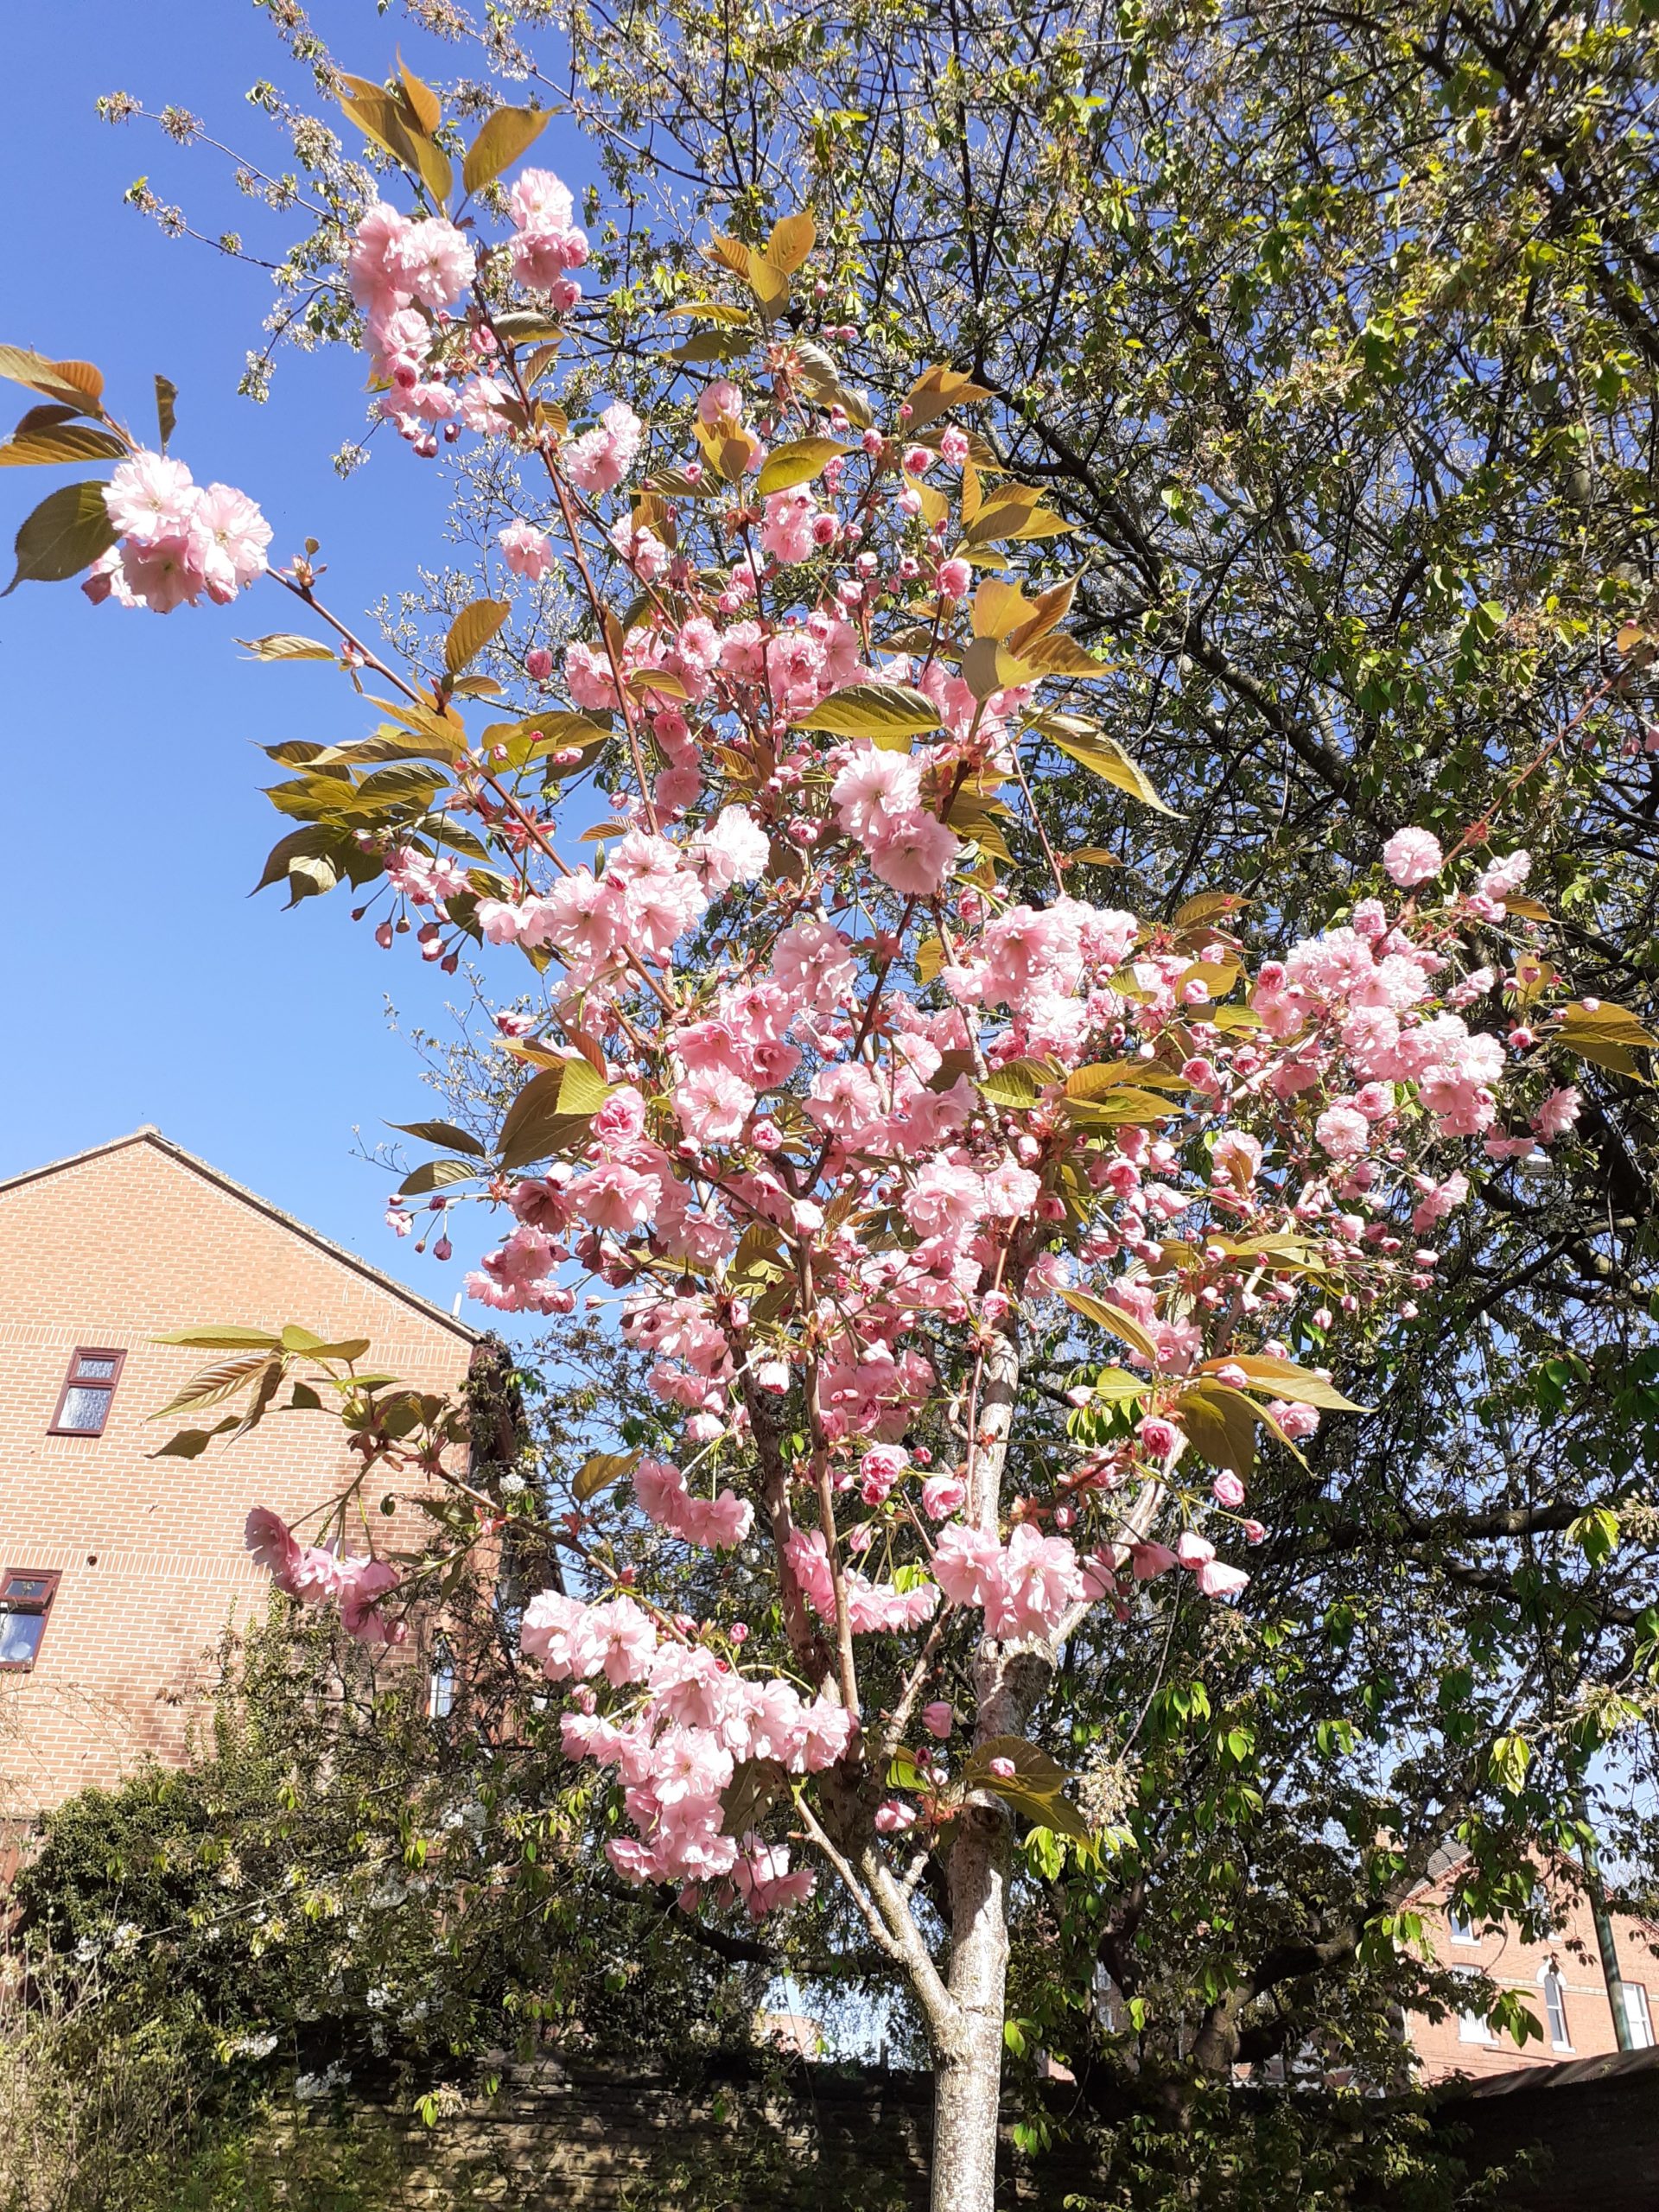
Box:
(3, 57, 1634, 2211)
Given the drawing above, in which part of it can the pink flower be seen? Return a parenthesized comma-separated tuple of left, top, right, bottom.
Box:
(1314, 1105, 1370, 1160)
(1381, 827, 1443, 887)
(932, 1522, 1001, 1606)
(869, 810, 962, 895)
(988, 1756, 1017, 1781)
(1533, 1085, 1581, 1141)
(1195, 1559, 1249, 1599)
(106, 451, 198, 543)
(938, 557, 972, 601)
(1136, 1415, 1181, 1463)
(921, 1473, 967, 1519)
(1211, 1471, 1246, 1508)
(564, 401, 644, 494)
(696, 379, 742, 425)
(1129, 1541, 1178, 1580)
(922, 1700, 955, 1739)
(499, 521, 556, 579)
(389, 216, 474, 308)
(983, 1523, 1083, 1638)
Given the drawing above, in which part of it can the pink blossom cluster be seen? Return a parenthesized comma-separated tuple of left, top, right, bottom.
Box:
(86, 451, 270, 613)
(524, 1588, 847, 1905)
(245, 1505, 404, 1644)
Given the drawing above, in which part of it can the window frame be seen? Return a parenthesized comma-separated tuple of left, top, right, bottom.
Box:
(1447, 1905, 1479, 1945)
(1541, 1967, 1573, 2051)
(48, 1347, 126, 1438)
(1622, 1983, 1655, 2050)
(0, 1568, 61, 1671)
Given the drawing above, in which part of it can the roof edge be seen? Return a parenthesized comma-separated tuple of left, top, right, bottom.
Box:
(0, 1128, 480, 1346)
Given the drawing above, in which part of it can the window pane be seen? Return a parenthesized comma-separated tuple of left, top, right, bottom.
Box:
(0, 1611, 46, 1666)
(1624, 1986, 1654, 2049)
(3, 1577, 52, 1602)
(56, 1386, 111, 1433)
(429, 1664, 455, 1720)
(1544, 1974, 1569, 2048)
(75, 1356, 118, 1380)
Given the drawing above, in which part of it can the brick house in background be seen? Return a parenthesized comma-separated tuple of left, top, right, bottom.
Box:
(0, 1128, 478, 1825)
(1404, 1842, 1659, 2079)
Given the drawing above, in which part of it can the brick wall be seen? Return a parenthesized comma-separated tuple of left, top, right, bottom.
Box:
(1405, 1864, 1659, 2081)
(0, 1130, 476, 1816)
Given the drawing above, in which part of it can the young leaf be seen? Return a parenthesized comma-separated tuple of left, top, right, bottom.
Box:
(965, 1736, 1090, 1840)
(155, 374, 177, 450)
(462, 105, 551, 196)
(765, 211, 817, 273)
(574, 1447, 642, 1502)
(1205, 1352, 1367, 1412)
(152, 1326, 283, 1351)
(1058, 1286, 1160, 1366)
(0, 346, 104, 412)
(397, 55, 442, 134)
(238, 633, 336, 662)
(391, 1118, 488, 1158)
(0, 422, 126, 467)
(755, 436, 855, 496)
(791, 682, 941, 741)
(398, 1157, 482, 1197)
(1038, 720, 1179, 817)
(3, 478, 117, 593)
(445, 598, 510, 674)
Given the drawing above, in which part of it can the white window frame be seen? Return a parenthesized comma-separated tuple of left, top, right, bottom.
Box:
(1454, 1971, 1494, 2044)
(1447, 1905, 1478, 1945)
(1622, 1983, 1654, 2050)
(1540, 1966, 1572, 2051)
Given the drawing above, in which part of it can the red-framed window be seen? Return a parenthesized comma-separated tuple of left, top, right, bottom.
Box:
(0, 1570, 60, 1670)
(48, 1347, 126, 1437)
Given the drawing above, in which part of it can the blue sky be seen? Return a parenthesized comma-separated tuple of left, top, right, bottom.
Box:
(3, 2, 590, 1307)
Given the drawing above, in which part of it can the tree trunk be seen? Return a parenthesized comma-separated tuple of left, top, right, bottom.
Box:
(931, 1798, 1011, 2212)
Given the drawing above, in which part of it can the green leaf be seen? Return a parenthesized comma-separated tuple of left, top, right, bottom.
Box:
(3, 478, 116, 593)
(1093, 1366, 1149, 1403)
(155, 374, 176, 450)
(462, 105, 552, 196)
(1569, 1505, 1619, 1565)
(239, 633, 335, 663)
(1034, 715, 1179, 816)
(0, 421, 126, 467)
(151, 1353, 283, 1421)
(790, 682, 941, 743)
(556, 1056, 610, 1116)
(755, 436, 855, 496)
(1058, 1287, 1160, 1367)
(391, 1119, 487, 1158)
(719, 1756, 791, 1837)
(966, 1736, 1090, 1840)
(445, 598, 510, 675)
(1203, 1353, 1367, 1413)
(398, 1157, 481, 1197)
(151, 1417, 239, 1460)
(574, 1447, 641, 1502)
(152, 1326, 283, 1351)
(978, 1058, 1057, 1109)
(497, 1065, 597, 1170)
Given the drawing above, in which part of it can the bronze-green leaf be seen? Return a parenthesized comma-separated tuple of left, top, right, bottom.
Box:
(0, 421, 126, 467)
(446, 598, 510, 674)
(791, 681, 941, 742)
(574, 1447, 641, 1502)
(238, 632, 336, 662)
(391, 1118, 487, 1158)
(462, 105, 552, 195)
(755, 435, 853, 496)
(3, 478, 117, 594)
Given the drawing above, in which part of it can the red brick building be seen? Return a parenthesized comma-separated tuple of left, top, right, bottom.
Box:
(1404, 1845, 1659, 2080)
(0, 1128, 477, 1821)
